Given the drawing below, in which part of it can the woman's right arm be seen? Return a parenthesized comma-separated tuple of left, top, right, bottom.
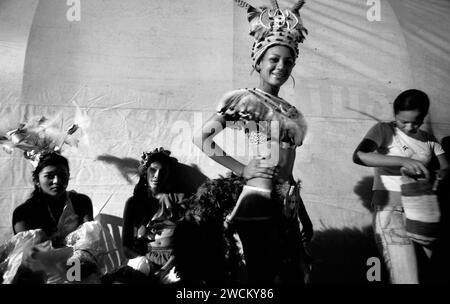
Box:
(193, 114, 246, 175)
(193, 113, 276, 180)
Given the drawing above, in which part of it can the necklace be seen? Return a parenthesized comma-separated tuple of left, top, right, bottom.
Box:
(250, 88, 294, 115)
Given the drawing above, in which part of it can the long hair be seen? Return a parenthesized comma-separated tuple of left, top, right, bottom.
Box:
(132, 150, 177, 207)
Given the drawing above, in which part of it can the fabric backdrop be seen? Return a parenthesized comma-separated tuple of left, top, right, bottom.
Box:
(1, 0, 449, 282)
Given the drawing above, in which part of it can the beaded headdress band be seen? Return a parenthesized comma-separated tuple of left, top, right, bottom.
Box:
(234, 0, 308, 68)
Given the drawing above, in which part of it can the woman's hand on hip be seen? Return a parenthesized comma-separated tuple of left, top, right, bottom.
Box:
(242, 158, 278, 180)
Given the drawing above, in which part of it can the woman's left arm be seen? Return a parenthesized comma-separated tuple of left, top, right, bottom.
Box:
(81, 195, 94, 223)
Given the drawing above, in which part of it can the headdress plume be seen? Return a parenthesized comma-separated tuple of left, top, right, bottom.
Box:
(0, 115, 80, 167)
(233, 0, 308, 67)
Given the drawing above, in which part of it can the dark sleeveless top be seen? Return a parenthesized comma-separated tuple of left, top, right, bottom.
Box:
(12, 190, 93, 236)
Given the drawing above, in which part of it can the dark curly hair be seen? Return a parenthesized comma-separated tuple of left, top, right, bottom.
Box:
(173, 173, 245, 284)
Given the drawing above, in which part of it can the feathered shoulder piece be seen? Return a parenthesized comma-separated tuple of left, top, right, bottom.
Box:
(234, 0, 308, 67)
(216, 88, 307, 146)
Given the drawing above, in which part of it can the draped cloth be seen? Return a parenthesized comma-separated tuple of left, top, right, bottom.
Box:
(400, 175, 441, 246)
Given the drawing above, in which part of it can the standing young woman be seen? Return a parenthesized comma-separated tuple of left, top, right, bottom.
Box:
(193, 0, 313, 284)
(353, 89, 449, 283)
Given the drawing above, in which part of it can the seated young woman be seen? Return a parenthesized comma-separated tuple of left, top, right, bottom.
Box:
(121, 148, 188, 283)
(10, 151, 99, 283)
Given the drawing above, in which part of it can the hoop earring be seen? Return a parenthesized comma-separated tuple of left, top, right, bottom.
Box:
(290, 75, 296, 88)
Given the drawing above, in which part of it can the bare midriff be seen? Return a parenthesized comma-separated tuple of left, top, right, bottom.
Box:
(246, 146, 296, 190)
(149, 227, 175, 248)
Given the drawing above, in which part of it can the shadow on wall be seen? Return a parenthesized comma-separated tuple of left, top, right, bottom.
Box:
(353, 176, 375, 213)
(305, 174, 388, 284)
(96, 155, 140, 184)
(306, 226, 388, 284)
(96, 154, 208, 194)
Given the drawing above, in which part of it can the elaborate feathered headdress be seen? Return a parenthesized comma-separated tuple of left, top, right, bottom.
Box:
(234, 0, 308, 67)
(0, 115, 79, 168)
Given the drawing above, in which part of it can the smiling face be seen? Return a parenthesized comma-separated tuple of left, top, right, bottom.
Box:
(36, 165, 69, 198)
(147, 161, 170, 194)
(257, 45, 295, 94)
(395, 109, 424, 135)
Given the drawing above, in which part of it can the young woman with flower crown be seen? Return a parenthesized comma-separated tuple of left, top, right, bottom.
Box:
(119, 148, 188, 283)
(193, 0, 313, 284)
